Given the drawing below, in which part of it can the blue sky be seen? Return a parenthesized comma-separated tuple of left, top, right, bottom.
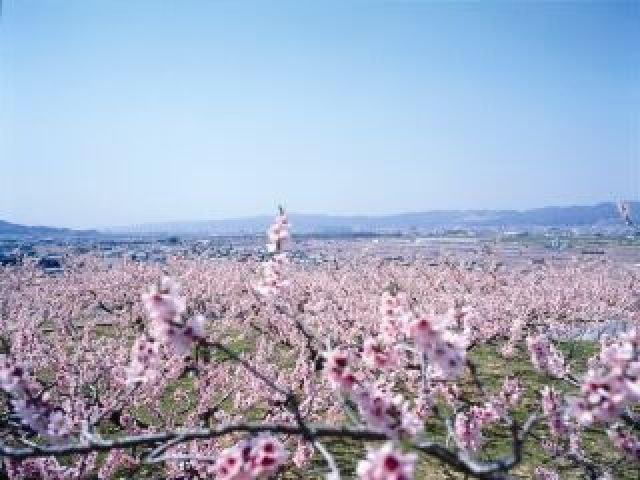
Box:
(1, 1, 638, 228)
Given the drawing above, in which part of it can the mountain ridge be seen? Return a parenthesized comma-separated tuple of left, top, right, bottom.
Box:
(104, 201, 638, 234)
(0, 220, 96, 236)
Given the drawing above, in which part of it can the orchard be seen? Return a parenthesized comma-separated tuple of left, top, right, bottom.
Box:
(0, 211, 638, 479)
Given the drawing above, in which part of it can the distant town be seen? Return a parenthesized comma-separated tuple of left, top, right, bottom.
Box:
(1, 227, 638, 277)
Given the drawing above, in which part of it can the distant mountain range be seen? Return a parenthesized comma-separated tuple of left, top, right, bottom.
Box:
(0, 220, 95, 236)
(106, 202, 638, 235)
(2, 202, 636, 237)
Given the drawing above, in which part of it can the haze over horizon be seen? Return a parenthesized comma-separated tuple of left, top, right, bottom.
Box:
(1, 1, 638, 229)
(2, 200, 638, 232)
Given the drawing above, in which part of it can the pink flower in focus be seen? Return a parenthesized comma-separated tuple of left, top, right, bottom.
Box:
(248, 435, 288, 477)
(214, 436, 287, 479)
(356, 442, 416, 480)
(324, 349, 358, 392)
(353, 388, 422, 439)
(572, 328, 640, 426)
(214, 444, 248, 480)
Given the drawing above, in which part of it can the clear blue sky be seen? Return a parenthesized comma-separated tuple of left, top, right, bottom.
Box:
(1, 1, 638, 228)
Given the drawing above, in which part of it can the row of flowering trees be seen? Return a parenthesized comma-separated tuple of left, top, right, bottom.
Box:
(0, 208, 638, 479)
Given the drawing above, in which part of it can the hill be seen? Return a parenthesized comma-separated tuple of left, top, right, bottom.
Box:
(0, 220, 94, 236)
(107, 201, 638, 235)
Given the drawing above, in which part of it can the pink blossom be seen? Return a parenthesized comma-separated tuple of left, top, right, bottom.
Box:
(255, 254, 290, 297)
(0, 356, 73, 438)
(498, 377, 523, 409)
(169, 314, 208, 354)
(409, 316, 467, 380)
(214, 436, 287, 479)
(541, 386, 570, 436)
(353, 388, 422, 439)
(256, 211, 291, 297)
(356, 442, 416, 480)
(248, 435, 288, 477)
(363, 338, 402, 371)
(500, 341, 516, 359)
(571, 370, 627, 425)
(125, 336, 161, 384)
(142, 276, 185, 325)
(454, 412, 484, 452)
(46, 410, 72, 438)
(266, 213, 290, 253)
(526, 334, 567, 378)
(214, 444, 247, 480)
(324, 349, 359, 392)
(291, 440, 314, 468)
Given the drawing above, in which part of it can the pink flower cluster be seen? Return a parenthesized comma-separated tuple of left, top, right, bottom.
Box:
(573, 328, 640, 425)
(541, 386, 570, 437)
(266, 211, 290, 253)
(255, 253, 289, 298)
(141, 276, 206, 353)
(497, 377, 524, 409)
(0, 357, 71, 438)
(353, 388, 422, 439)
(255, 212, 291, 297)
(324, 288, 473, 441)
(325, 349, 358, 392)
(454, 406, 497, 452)
(454, 378, 523, 452)
(409, 314, 467, 380)
(362, 338, 402, 371)
(126, 277, 207, 383)
(526, 334, 567, 378)
(324, 349, 420, 438)
(500, 316, 525, 359)
(125, 336, 162, 384)
(356, 442, 417, 480)
(214, 435, 288, 480)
